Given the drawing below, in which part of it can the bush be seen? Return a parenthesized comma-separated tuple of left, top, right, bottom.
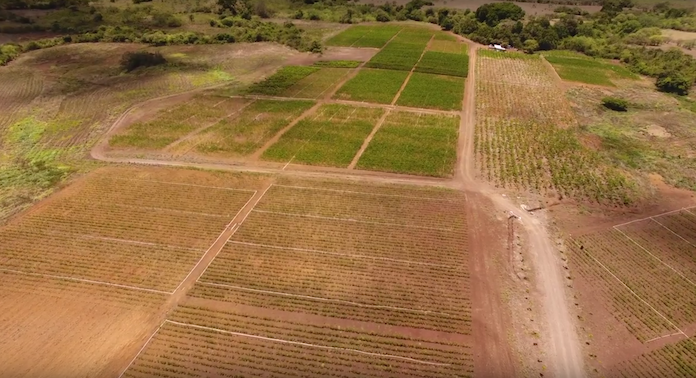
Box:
(656, 72, 692, 95)
(120, 51, 166, 72)
(601, 96, 629, 111)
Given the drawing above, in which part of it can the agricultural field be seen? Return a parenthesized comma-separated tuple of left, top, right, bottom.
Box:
(357, 111, 460, 177)
(182, 99, 314, 157)
(542, 51, 639, 87)
(475, 51, 640, 205)
(334, 68, 408, 103)
(415, 51, 469, 77)
(262, 104, 383, 167)
(281, 67, 352, 99)
(396, 72, 465, 110)
(326, 24, 402, 48)
(366, 28, 434, 71)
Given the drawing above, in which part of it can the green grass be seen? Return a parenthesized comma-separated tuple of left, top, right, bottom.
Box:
(366, 28, 433, 71)
(281, 68, 351, 99)
(246, 66, 319, 96)
(396, 73, 465, 111)
(415, 51, 469, 77)
(334, 69, 408, 104)
(194, 100, 314, 156)
(313, 60, 361, 68)
(262, 104, 383, 167)
(326, 25, 402, 48)
(357, 112, 459, 177)
(544, 53, 639, 86)
(109, 96, 231, 149)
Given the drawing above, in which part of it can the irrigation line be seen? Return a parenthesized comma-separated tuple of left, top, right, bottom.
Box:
(227, 240, 462, 269)
(613, 227, 696, 288)
(197, 282, 453, 316)
(0, 268, 171, 295)
(251, 209, 454, 231)
(38, 230, 203, 252)
(579, 249, 689, 341)
(272, 184, 460, 201)
(117, 321, 166, 378)
(645, 332, 683, 344)
(613, 206, 696, 229)
(165, 320, 452, 367)
(97, 203, 230, 218)
(649, 217, 696, 250)
(172, 189, 258, 294)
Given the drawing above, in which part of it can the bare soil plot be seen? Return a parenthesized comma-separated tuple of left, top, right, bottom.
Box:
(396, 72, 465, 110)
(183, 99, 315, 157)
(333, 68, 408, 104)
(357, 111, 460, 177)
(262, 104, 383, 167)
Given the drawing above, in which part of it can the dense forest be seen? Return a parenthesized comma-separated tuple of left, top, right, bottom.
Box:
(2, 0, 696, 94)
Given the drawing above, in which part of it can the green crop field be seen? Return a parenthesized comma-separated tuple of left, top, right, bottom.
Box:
(313, 60, 362, 68)
(281, 68, 351, 99)
(415, 51, 469, 77)
(325, 25, 402, 48)
(366, 28, 433, 71)
(334, 68, 408, 104)
(543, 52, 639, 86)
(429, 39, 468, 54)
(246, 66, 319, 96)
(262, 104, 382, 167)
(396, 73, 465, 111)
(357, 111, 459, 177)
(191, 99, 314, 156)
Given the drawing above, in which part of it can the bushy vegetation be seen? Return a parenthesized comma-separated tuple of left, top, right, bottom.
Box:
(601, 96, 629, 111)
(120, 51, 166, 72)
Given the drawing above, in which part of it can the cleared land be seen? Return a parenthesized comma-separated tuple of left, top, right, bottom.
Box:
(475, 51, 638, 205)
(396, 72, 465, 110)
(543, 51, 639, 87)
(333, 68, 408, 103)
(262, 104, 383, 167)
(357, 111, 459, 177)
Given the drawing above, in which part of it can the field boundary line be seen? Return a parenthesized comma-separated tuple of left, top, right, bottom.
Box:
(613, 206, 696, 228)
(38, 230, 203, 252)
(197, 281, 453, 316)
(165, 320, 452, 366)
(613, 227, 696, 288)
(645, 332, 683, 343)
(96, 176, 258, 192)
(579, 248, 689, 340)
(227, 240, 461, 268)
(117, 320, 166, 378)
(0, 268, 171, 295)
(272, 184, 460, 201)
(348, 108, 390, 169)
(251, 209, 453, 231)
(650, 217, 696, 249)
(172, 190, 258, 293)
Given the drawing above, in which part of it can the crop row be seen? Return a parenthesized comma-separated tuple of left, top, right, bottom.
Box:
(80, 176, 255, 217)
(366, 28, 433, 71)
(326, 25, 402, 48)
(334, 68, 408, 104)
(568, 230, 696, 341)
(125, 321, 472, 378)
(230, 211, 468, 266)
(0, 270, 167, 310)
(281, 67, 351, 99)
(414, 52, 469, 77)
(255, 184, 467, 229)
(0, 69, 44, 129)
(616, 336, 696, 377)
(651, 211, 696, 245)
(199, 242, 469, 314)
(274, 177, 465, 199)
(475, 117, 638, 205)
(396, 73, 465, 111)
(15, 199, 230, 249)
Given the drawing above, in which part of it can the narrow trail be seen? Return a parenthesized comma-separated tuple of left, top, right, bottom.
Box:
(390, 35, 434, 106)
(348, 109, 390, 169)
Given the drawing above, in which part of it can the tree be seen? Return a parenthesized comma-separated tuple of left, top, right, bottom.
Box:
(523, 39, 539, 53)
(475, 2, 524, 27)
(656, 72, 692, 95)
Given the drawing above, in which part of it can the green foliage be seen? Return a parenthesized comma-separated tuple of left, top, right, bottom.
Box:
(313, 60, 361, 68)
(247, 66, 319, 96)
(357, 112, 459, 177)
(119, 51, 166, 72)
(474, 2, 525, 27)
(334, 68, 408, 104)
(281, 67, 350, 99)
(415, 51, 468, 77)
(545, 52, 638, 86)
(523, 39, 539, 54)
(656, 72, 692, 95)
(396, 73, 464, 111)
(326, 25, 401, 48)
(602, 96, 629, 111)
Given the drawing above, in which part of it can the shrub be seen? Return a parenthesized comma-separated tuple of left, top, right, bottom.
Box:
(601, 96, 629, 111)
(656, 73, 692, 95)
(120, 51, 166, 72)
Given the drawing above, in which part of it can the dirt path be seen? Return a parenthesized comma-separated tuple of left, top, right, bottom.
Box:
(390, 35, 434, 106)
(457, 46, 586, 378)
(249, 102, 322, 160)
